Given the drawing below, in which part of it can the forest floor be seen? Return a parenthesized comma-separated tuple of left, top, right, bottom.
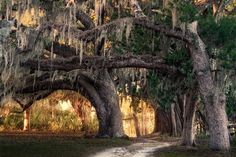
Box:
(0, 132, 235, 157)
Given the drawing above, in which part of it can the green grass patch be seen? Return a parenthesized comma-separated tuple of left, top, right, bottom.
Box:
(154, 146, 236, 157)
(0, 135, 132, 157)
(153, 137, 236, 157)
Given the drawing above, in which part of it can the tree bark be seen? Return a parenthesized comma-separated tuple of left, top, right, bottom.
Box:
(75, 76, 108, 137)
(23, 108, 30, 131)
(171, 103, 177, 136)
(188, 21, 230, 150)
(181, 91, 198, 146)
(22, 55, 178, 75)
(154, 108, 172, 135)
(206, 90, 229, 150)
(96, 70, 125, 137)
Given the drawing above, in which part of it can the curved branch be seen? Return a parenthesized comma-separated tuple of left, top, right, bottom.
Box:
(21, 54, 179, 74)
(13, 74, 104, 111)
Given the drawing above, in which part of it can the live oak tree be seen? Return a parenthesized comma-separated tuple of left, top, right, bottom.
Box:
(0, 0, 236, 150)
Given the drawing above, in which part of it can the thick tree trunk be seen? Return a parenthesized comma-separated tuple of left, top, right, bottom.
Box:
(181, 91, 198, 146)
(188, 22, 230, 150)
(205, 90, 229, 150)
(76, 77, 109, 137)
(96, 70, 125, 137)
(23, 108, 30, 131)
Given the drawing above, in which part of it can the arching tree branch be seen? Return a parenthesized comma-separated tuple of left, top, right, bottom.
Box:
(21, 54, 179, 74)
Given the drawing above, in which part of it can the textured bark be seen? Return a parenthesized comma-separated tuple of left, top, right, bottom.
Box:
(188, 22, 230, 150)
(93, 0, 124, 137)
(76, 77, 109, 137)
(96, 70, 125, 137)
(205, 91, 229, 150)
(181, 91, 198, 146)
(22, 55, 178, 74)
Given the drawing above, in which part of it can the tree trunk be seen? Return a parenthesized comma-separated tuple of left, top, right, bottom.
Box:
(174, 101, 183, 135)
(188, 22, 230, 150)
(133, 113, 141, 137)
(154, 108, 172, 135)
(97, 70, 125, 137)
(171, 103, 177, 136)
(23, 108, 30, 131)
(95, 0, 106, 26)
(76, 77, 109, 137)
(212, 0, 218, 16)
(181, 91, 198, 146)
(206, 90, 229, 150)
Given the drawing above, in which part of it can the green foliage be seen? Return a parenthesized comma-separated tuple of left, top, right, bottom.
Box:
(178, 2, 199, 23)
(147, 72, 176, 109)
(226, 84, 236, 117)
(200, 16, 236, 70)
(146, 47, 195, 109)
(164, 48, 193, 74)
(112, 27, 161, 55)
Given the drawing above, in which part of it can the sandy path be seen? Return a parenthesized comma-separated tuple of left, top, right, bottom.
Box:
(91, 139, 175, 157)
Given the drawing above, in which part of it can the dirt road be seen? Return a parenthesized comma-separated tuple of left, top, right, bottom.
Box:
(92, 139, 175, 157)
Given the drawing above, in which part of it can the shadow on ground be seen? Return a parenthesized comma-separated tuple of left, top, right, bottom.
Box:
(0, 132, 131, 157)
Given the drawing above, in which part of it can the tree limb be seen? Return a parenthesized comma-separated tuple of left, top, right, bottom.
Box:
(21, 54, 179, 74)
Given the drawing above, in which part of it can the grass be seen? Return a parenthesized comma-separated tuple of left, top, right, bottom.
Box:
(0, 133, 132, 157)
(1, 133, 236, 157)
(152, 137, 236, 157)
